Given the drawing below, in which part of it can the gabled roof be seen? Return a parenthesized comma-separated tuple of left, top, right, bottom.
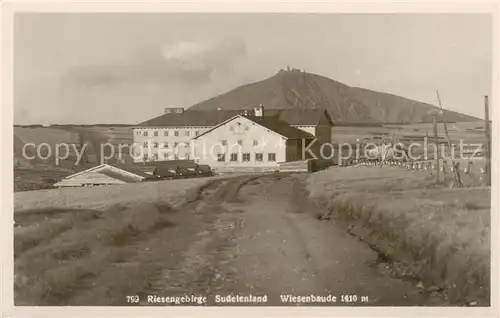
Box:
(193, 115, 315, 140)
(60, 164, 150, 181)
(108, 164, 152, 178)
(98, 168, 144, 183)
(136, 108, 332, 128)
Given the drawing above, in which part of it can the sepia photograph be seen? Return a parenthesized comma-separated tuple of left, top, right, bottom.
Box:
(2, 3, 497, 315)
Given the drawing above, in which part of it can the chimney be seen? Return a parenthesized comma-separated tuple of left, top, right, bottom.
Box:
(253, 104, 264, 117)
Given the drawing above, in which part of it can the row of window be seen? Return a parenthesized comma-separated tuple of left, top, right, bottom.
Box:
(220, 140, 259, 146)
(143, 153, 189, 160)
(140, 152, 276, 162)
(143, 139, 264, 148)
(136, 130, 201, 137)
(144, 141, 189, 148)
(217, 153, 276, 162)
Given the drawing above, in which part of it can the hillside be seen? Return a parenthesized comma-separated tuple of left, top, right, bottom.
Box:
(13, 126, 135, 191)
(189, 69, 479, 124)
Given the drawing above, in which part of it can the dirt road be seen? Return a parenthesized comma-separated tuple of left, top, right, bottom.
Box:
(131, 173, 442, 306)
(16, 173, 446, 306)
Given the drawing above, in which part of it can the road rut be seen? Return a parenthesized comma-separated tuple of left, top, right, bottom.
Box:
(136, 173, 445, 306)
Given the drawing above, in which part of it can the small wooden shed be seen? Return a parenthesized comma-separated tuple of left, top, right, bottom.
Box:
(54, 164, 150, 188)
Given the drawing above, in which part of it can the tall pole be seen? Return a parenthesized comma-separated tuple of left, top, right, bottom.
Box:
(437, 90, 461, 187)
(485, 95, 491, 186)
(425, 131, 429, 160)
(433, 113, 440, 182)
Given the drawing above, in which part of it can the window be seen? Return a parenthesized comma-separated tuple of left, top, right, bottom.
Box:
(143, 142, 148, 148)
(153, 142, 158, 148)
(154, 131, 158, 137)
(174, 142, 178, 147)
(153, 153, 158, 160)
(164, 130, 169, 136)
(185, 130, 190, 136)
(174, 131, 179, 137)
(238, 140, 243, 146)
(268, 153, 276, 162)
(243, 153, 250, 162)
(221, 140, 227, 146)
(143, 131, 148, 136)
(136, 130, 141, 135)
(164, 152, 169, 159)
(255, 153, 263, 162)
(253, 140, 259, 146)
(163, 142, 169, 148)
(217, 154, 226, 162)
(230, 153, 238, 162)
(195, 130, 200, 136)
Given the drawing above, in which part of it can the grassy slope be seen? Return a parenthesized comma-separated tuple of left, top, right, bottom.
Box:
(14, 174, 257, 305)
(14, 126, 134, 191)
(13, 121, 486, 192)
(14, 126, 133, 164)
(306, 167, 490, 305)
(14, 176, 224, 305)
(14, 177, 218, 212)
(331, 121, 486, 145)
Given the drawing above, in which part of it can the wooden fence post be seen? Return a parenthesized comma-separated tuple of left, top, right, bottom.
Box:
(485, 95, 491, 186)
(433, 113, 440, 182)
(453, 162, 463, 188)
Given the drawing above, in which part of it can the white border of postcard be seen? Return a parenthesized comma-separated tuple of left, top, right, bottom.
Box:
(1, 1, 499, 317)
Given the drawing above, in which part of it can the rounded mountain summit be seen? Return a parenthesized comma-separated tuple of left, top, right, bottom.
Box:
(189, 69, 479, 124)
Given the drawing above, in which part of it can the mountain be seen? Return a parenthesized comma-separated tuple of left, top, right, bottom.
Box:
(189, 69, 480, 124)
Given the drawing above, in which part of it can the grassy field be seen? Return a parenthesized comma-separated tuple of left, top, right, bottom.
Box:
(331, 121, 486, 145)
(82, 126, 133, 145)
(14, 126, 135, 191)
(14, 173, 262, 305)
(306, 166, 490, 305)
(14, 176, 223, 212)
(12, 121, 488, 192)
(14, 168, 73, 192)
(13, 176, 225, 305)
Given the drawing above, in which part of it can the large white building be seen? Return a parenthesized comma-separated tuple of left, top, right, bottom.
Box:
(133, 105, 333, 170)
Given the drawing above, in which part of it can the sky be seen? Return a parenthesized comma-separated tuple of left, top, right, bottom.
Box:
(14, 13, 492, 125)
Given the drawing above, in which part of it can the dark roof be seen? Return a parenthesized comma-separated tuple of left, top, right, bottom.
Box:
(137, 108, 331, 127)
(153, 162, 206, 176)
(197, 164, 212, 173)
(138, 110, 242, 127)
(139, 160, 197, 167)
(267, 109, 332, 126)
(246, 116, 315, 139)
(131, 160, 198, 175)
(153, 166, 178, 176)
